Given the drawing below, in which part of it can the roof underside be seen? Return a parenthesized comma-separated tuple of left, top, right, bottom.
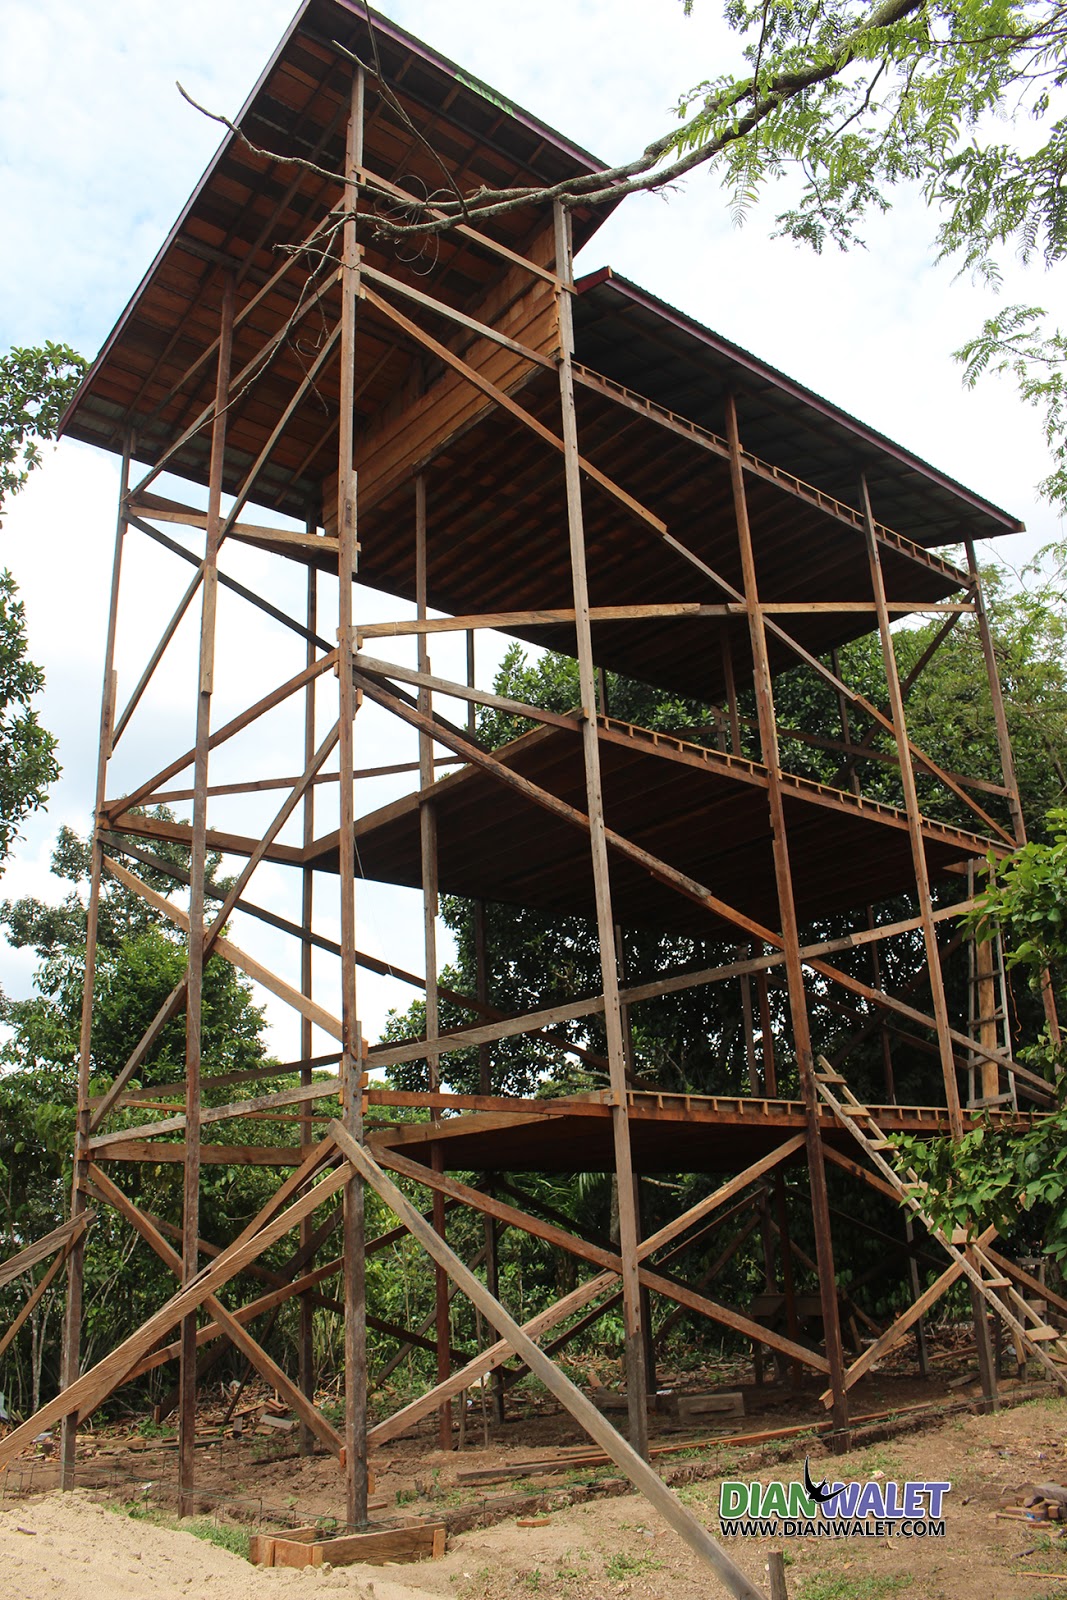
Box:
(60, 1, 1023, 707)
(61, 0, 607, 509)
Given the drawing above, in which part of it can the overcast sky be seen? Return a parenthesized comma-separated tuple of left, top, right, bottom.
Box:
(0, 0, 1063, 1056)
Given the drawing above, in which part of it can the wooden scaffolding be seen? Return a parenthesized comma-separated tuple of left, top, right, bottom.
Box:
(1, 5, 1063, 1592)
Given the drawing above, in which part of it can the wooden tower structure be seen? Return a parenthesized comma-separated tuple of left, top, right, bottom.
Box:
(1, 5, 1063, 1591)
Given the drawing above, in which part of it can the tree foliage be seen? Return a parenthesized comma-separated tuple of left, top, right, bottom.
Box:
(0, 344, 84, 524)
(0, 821, 281, 1413)
(900, 803, 1067, 1254)
(0, 344, 80, 865)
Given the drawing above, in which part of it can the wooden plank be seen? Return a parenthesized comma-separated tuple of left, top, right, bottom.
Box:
(355, 603, 734, 639)
(0, 1244, 75, 1361)
(129, 492, 340, 563)
(821, 1225, 999, 1402)
(354, 652, 580, 732)
(362, 262, 555, 369)
(266, 1521, 447, 1568)
(0, 1213, 93, 1290)
(101, 855, 342, 1039)
(337, 66, 369, 1531)
(328, 1123, 767, 1600)
(85, 1164, 342, 1457)
(0, 1158, 352, 1471)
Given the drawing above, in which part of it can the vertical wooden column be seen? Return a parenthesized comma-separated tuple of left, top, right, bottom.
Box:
(860, 477, 963, 1137)
(554, 202, 648, 1457)
(613, 922, 656, 1395)
(179, 279, 235, 1516)
(906, 1216, 930, 1378)
(469, 626, 504, 1427)
(299, 554, 318, 1449)
(415, 473, 452, 1449)
(830, 647, 896, 1103)
(337, 65, 369, 1526)
(965, 538, 1061, 1052)
(975, 935, 1001, 1102)
(721, 634, 741, 757)
(862, 481, 994, 1409)
(59, 432, 132, 1488)
(725, 393, 849, 1440)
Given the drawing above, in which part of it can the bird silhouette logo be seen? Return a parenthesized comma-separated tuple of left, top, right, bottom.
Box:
(803, 1455, 837, 1505)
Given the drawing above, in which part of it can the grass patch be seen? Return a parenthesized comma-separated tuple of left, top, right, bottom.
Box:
(604, 1550, 663, 1580)
(183, 1517, 250, 1559)
(105, 1500, 249, 1561)
(797, 1575, 912, 1600)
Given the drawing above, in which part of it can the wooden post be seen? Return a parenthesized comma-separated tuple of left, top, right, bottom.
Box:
(299, 552, 318, 1451)
(337, 64, 369, 1527)
(725, 393, 849, 1442)
(863, 481, 993, 1410)
(906, 1215, 931, 1379)
(768, 1550, 789, 1600)
(773, 1179, 802, 1389)
(965, 538, 1061, 1051)
(332, 1123, 770, 1600)
(976, 934, 1001, 1102)
(555, 202, 648, 1457)
(416, 472, 452, 1450)
(179, 279, 235, 1516)
(469, 649, 504, 1432)
(830, 647, 895, 1103)
(721, 633, 741, 756)
(860, 477, 964, 1137)
(59, 431, 132, 1488)
(739, 948, 760, 1095)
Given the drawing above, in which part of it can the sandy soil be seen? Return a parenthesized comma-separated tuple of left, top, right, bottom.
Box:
(0, 1491, 441, 1600)
(4, 1398, 1067, 1600)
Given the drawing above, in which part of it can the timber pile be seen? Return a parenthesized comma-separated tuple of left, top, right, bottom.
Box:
(998, 1482, 1067, 1525)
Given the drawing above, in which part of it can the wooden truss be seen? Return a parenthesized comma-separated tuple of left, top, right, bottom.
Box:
(2, 22, 1062, 1599)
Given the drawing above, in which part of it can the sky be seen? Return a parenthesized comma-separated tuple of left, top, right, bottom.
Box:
(0, 0, 1063, 1058)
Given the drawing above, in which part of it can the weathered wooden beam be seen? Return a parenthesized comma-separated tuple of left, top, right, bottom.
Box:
(328, 1122, 768, 1600)
(0, 1155, 351, 1470)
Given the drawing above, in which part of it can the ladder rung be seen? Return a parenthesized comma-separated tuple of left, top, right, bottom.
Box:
(816, 1072, 847, 1084)
(979, 1276, 1012, 1289)
(1026, 1328, 1063, 1342)
(867, 1138, 893, 1150)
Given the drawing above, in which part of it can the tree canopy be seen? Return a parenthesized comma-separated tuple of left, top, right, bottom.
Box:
(0, 344, 83, 867)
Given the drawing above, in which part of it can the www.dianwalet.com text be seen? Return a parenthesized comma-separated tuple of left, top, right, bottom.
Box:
(718, 1469, 951, 1539)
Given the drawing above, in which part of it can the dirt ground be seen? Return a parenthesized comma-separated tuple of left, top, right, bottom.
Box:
(5, 1396, 1067, 1599)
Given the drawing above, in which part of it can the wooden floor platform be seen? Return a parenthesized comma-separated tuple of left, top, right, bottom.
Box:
(306, 716, 1001, 935)
(365, 1088, 1031, 1175)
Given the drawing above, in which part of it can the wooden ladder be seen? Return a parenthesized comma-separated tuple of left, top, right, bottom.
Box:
(814, 1057, 1067, 1391)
